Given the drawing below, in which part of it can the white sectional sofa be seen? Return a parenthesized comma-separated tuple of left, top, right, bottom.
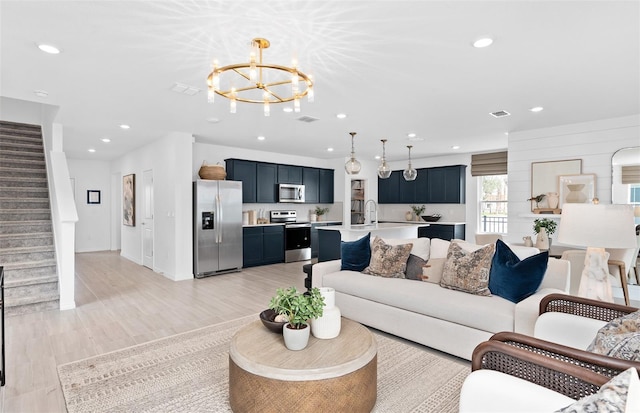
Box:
(311, 237, 570, 360)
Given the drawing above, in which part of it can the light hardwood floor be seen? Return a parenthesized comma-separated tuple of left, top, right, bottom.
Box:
(1, 251, 309, 412)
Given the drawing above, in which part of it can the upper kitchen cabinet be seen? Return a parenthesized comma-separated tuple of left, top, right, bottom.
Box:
(427, 165, 466, 204)
(277, 165, 303, 184)
(256, 162, 278, 203)
(378, 171, 400, 203)
(303, 167, 320, 203)
(225, 159, 257, 203)
(318, 169, 334, 204)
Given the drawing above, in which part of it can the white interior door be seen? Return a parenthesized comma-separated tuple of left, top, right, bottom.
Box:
(142, 169, 154, 269)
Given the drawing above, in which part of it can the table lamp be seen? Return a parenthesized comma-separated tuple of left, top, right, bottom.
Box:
(557, 204, 636, 302)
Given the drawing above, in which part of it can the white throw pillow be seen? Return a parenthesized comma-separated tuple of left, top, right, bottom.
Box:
(382, 237, 430, 261)
(429, 238, 451, 259)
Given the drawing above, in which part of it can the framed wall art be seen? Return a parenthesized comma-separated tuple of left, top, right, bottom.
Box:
(87, 190, 101, 204)
(530, 159, 582, 211)
(123, 174, 135, 226)
(558, 174, 596, 209)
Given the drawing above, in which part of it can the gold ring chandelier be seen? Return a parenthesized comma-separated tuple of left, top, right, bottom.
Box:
(207, 38, 314, 116)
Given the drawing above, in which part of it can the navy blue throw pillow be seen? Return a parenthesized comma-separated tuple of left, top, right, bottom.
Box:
(340, 233, 371, 271)
(488, 239, 548, 303)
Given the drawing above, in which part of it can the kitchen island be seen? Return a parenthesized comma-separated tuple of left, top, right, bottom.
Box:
(316, 222, 428, 262)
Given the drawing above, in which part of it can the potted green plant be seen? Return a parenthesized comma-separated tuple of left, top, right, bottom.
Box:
(315, 206, 329, 221)
(269, 286, 325, 350)
(410, 205, 425, 221)
(533, 218, 557, 249)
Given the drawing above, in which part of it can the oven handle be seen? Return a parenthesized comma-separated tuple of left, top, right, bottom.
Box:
(286, 223, 312, 228)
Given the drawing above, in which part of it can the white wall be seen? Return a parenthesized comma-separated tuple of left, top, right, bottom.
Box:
(68, 160, 111, 252)
(506, 115, 640, 243)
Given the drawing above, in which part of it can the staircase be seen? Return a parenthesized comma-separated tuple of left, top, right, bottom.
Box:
(0, 121, 59, 316)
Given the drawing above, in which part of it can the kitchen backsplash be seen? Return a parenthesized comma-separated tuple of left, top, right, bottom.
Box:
(243, 202, 344, 223)
(378, 204, 466, 223)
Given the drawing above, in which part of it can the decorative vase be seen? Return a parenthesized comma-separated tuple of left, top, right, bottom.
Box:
(405, 211, 413, 221)
(283, 323, 311, 351)
(523, 236, 533, 247)
(310, 213, 317, 222)
(546, 192, 559, 209)
(317, 215, 322, 222)
(535, 227, 549, 250)
(311, 287, 341, 339)
(565, 184, 587, 203)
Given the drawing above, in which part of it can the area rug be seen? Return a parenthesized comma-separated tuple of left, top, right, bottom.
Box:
(58, 315, 470, 413)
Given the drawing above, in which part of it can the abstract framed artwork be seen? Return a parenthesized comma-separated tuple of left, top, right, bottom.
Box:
(558, 174, 596, 209)
(87, 190, 101, 204)
(123, 174, 135, 226)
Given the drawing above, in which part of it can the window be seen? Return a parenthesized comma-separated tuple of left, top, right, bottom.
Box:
(478, 175, 508, 233)
(630, 184, 640, 204)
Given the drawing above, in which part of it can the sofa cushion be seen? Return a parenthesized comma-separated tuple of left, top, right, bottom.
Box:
(340, 232, 371, 271)
(421, 257, 446, 284)
(382, 237, 430, 261)
(363, 236, 413, 278)
(489, 240, 548, 303)
(323, 270, 516, 333)
(440, 242, 495, 296)
(555, 367, 639, 413)
(429, 238, 451, 259)
(405, 254, 428, 280)
(587, 310, 640, 361)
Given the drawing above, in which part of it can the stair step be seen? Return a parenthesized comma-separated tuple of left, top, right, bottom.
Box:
(0, 149, 45, 161)
(0, 158, 46, 170)
(2, 259, 57, 279)
(5, 295, 59, 317)
(0, 232, 53, 248)
(0, 166, 47, 179)
(0, 141, 43, 153)
(0, 121, 42, 135)
(5, 275, 58, 298)
(0, 197, 50, 209)
(0, 245, 56, 263)
(0, 178, 48, 188)
(0, 134, 43, 146)
(0, 220, 52, 234)
(0, 187, 49, 198)
(0, 209, 51, 221)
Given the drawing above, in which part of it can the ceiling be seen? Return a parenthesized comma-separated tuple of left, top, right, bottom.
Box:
(1, 1, 639, 162)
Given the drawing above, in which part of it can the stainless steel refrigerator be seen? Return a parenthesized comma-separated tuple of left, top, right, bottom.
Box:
(193, 180, 243, 278)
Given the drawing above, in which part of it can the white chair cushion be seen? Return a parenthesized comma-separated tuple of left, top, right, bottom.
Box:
(534, 312, 607, 350)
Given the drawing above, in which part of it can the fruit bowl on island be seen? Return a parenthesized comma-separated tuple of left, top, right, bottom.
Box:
(421, 214, 442, 222)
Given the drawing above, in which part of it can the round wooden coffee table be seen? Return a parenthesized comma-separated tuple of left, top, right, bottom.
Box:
(229, 318, 377, 412)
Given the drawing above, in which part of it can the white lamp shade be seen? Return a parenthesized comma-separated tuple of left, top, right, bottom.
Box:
(557, 204, 636, 248)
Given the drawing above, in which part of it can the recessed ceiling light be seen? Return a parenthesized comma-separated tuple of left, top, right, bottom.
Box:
(37, 44, 60, 54)
(374, 155, 381, 160)
(257, 136, 265, 141)
(327, 147, 334, 152)
(473, 37, 493, 48)
(407, 133, 417, 138)
(283, 107, 293, 113)
(451, 145, 460, 150)
(101, 138, 111, 143)
(120, 124, 130, 129)
(529, 106, 544, 112)
(88, 149, 96, 153)
(34, 90, 48, 98)
(207, 117, 220, 123)
(336, 113, 347, 119)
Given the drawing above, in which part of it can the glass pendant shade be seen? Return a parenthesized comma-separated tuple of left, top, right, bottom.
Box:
(403, 145, 417, 181)
(345, 132, 361, 174)
(377, 139, 391, 179)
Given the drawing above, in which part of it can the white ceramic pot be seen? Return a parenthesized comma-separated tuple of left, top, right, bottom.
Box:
(283, 323, 310, 351)
(535, 227, 549, 250)
(311, 287, 341, 339)
(546, 192, 559, 209)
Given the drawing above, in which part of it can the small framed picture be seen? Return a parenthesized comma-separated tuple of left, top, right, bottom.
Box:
(558, 174, 597, 209)
(87, 190, 101, 204)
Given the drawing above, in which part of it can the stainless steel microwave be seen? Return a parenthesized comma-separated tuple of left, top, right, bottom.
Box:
(278, 184, 305, 203)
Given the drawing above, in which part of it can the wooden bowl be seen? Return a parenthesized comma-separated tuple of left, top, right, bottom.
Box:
(259, 309, 286, 334)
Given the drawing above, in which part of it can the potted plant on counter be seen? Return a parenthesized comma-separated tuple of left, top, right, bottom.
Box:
(314, 206, 329, 221)
(410, 205, 425, 221)
(533, 218, 558, 250)
(268, 286, 325, 350)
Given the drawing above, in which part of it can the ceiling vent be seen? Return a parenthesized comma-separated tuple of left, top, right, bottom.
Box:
(171, 82, 201, 96)
(490, 110, 511, 118)
(297, 115, 319, 123)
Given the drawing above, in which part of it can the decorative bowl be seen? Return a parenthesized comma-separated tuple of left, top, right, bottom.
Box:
(259, 309, 286, 334)
(421, 214, 442, 222)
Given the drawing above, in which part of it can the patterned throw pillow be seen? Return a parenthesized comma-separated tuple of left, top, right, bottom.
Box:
(587, 310, 640, 361)
(363, 236, 413, 278)
(439, 242, 495, 296)
(555, 367, 639, 412)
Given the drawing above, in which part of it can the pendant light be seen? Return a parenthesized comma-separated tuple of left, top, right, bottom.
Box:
(403, 145, 417, 181)
(377, 139, 391, 179)
(345, 132, 361, 174)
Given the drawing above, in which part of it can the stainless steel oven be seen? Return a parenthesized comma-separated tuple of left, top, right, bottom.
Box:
(270, 210, 311, 263)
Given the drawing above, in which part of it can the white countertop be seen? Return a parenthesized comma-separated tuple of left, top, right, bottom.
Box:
(379, 220, 466, 225)
(318, 222, 429, 232)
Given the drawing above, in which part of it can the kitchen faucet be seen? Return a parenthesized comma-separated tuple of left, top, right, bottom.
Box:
(364, 199, 378, 225)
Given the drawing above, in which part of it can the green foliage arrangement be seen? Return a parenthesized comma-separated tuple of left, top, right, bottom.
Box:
(315, 206, 329, 216)
(533, 218, 558, 236)
(268, 287, 325, 329)
(410, 205, 426, 216)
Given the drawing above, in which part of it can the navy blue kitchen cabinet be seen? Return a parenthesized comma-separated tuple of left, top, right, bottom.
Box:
(242, 227, 263, 267)
(242, 225, 285, 268)
(427, 165, 466, 204)
(378, 171, 400, 204)
(318, 169, 334, 204)
(262, 226, 285, 264)
(418, 223, 465, 241)
(303, 167, 320, 203)
(379, 165, 466, 204)
(277, 165, 303, 184)
(225, 159, 257, 203)
(256, 163, 278, 203)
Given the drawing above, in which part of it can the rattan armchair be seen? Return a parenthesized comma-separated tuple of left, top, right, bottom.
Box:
(461, 293, 640, 409)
